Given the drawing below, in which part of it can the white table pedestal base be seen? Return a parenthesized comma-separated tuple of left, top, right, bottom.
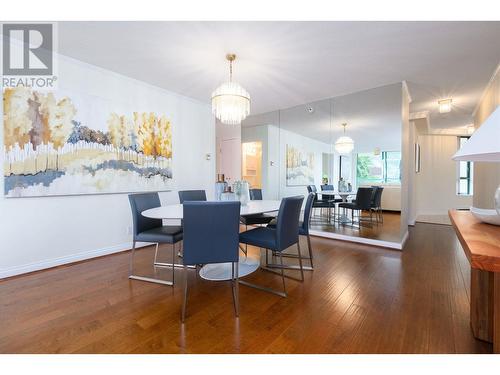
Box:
(199, 252, 260, 281)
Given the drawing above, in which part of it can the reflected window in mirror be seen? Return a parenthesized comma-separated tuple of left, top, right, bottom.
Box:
(356, 151, 401, 185)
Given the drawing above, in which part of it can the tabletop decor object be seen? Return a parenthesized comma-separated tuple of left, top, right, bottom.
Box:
(453, 106, 500, 218)
(233, 180, 250, 206)
(215, 174, 228, 200)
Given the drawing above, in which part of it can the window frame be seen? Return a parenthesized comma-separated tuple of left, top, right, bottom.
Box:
(457, 136, 473, 196)
(355, 150, 401, 186)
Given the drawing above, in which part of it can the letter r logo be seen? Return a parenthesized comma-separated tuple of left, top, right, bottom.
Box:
(2, 23, 53, 76)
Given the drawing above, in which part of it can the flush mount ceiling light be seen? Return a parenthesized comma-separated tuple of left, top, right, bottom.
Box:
(438, 98, 452, 114)
(211, 54, 250, 125)
(334, 123, 355, 155)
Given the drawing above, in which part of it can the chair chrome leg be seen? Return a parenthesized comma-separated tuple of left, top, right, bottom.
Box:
(231, 262, 239, 317)
(279, 252, 287, 296)
(153, 243, 159, 265)
(177, 241, 183, 258)
(296, 242, 305, 282)
(181, 266, 188, 322)
(307, 235, 314, 268)
(129, 240, 136, 276)
(129, 241, 174, 286)
(171, 243, 175, 285)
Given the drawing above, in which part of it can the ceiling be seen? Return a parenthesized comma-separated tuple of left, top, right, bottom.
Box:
(243, 83, 403, 151)
(58, 21, 500, 130)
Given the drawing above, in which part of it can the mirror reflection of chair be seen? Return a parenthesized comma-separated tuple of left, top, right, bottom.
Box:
(267, 192, 315, 271)
(181, 201, 241, 322)
(307, 185, 334, 221)
(239, 196, 304, 297)
(338, 187, 375, 227)
(128, 192, 183, 286)
(370, 186, 384, 223)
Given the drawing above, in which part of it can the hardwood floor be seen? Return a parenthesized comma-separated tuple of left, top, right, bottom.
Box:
(0, 223, 492, 353)
(310, 211, 401, 243)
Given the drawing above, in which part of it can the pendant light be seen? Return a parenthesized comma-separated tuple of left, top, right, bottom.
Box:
(211, 54, 251, 125)
(335, 123, 355, 155)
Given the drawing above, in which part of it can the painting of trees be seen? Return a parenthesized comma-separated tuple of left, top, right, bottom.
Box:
(155, 115, 172, 158)
(4, 87, 173, 197)
(135, 112, 156, 156)
(3, 87, 33, 148)
(38, 93, 77, 148)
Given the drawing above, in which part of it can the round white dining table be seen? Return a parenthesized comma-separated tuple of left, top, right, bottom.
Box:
(142, 200, 282, 282)
(318, 190, 354, 202)
(317, 190, 355, 224)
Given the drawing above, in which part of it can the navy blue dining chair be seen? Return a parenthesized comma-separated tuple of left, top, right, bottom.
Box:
(339, 187, 374, 226)
(239, 195, 304, 297)
(181, 201, 241, 322)
(128, 193, 183, 286)
(240, 188, 275, 227)
(178, 190, 207, 203)
(267, 192, 315, 270)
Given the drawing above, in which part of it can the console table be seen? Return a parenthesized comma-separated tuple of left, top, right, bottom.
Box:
(449, 210, 500, 353)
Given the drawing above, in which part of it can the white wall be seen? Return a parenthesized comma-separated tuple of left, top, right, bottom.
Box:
(0, 54, 215, 278)
(216, 120, 241, 183)
(415, 134, 473, 220)
(241, 124, 279, 199)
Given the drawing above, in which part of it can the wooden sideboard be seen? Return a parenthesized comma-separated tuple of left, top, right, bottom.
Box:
(449, 210, 500, 353)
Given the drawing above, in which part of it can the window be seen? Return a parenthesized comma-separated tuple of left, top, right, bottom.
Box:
(356, 151, 401, 185)
(457, 136, 473, 195)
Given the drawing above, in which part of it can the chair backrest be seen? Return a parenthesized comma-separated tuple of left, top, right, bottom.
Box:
(321, 184, 334, 191)
(372, 186, 384, 207)
(307, 185, 317, 193)
(301, 193, 315, 235)
(354, 187, 374, 210)
(178, 190, 207, 203)
(128, 193, 162, 239)
(275, 196, 304, 251)
(182, 201, 241, 265)
(249, 188, 263, 200)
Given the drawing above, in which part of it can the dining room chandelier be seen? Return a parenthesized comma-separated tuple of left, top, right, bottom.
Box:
(211, 54, 250, 125)
(334, 123, 355, 154)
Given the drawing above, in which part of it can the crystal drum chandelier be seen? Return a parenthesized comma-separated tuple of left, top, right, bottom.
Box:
(211, 54, 250, 125)
(334, 123, 355, 155)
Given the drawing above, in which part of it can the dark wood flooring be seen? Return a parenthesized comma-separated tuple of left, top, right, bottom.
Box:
(310, 211, 401, 243)
(0, 223, 492, 353)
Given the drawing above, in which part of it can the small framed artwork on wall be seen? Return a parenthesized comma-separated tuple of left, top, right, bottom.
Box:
(415, 143, 421, 173)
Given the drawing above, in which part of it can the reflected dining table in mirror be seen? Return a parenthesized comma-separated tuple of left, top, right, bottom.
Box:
(318, 190, 355, 224)
(142, 199, 281, 281)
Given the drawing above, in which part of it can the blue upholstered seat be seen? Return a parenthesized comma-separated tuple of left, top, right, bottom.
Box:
(178, 190, 207, 203)
(239, 227, 278, 250)
(239, 196, 305, 296)
(181, 201, 241, 321)
(128, 192, 183, 286)
(135, 226, 183, 243)
(241, 188, 275, 226)
(266, 193, 315, 271)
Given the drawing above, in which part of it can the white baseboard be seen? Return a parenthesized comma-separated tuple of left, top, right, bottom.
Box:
(0, 241, 149, 279)
(309, 229, 405, 250)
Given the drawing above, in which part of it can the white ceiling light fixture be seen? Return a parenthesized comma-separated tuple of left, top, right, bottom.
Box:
(335, 123, 355, 155)
(211, 54, 250, 125)
(438, 98, 452, 114)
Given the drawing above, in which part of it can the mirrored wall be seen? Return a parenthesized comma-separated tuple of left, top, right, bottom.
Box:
(241, 83, 406, 246)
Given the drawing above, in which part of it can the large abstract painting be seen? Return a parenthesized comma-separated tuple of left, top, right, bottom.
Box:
(286, 144, 315, 186)
(3, 87, 172, 197)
